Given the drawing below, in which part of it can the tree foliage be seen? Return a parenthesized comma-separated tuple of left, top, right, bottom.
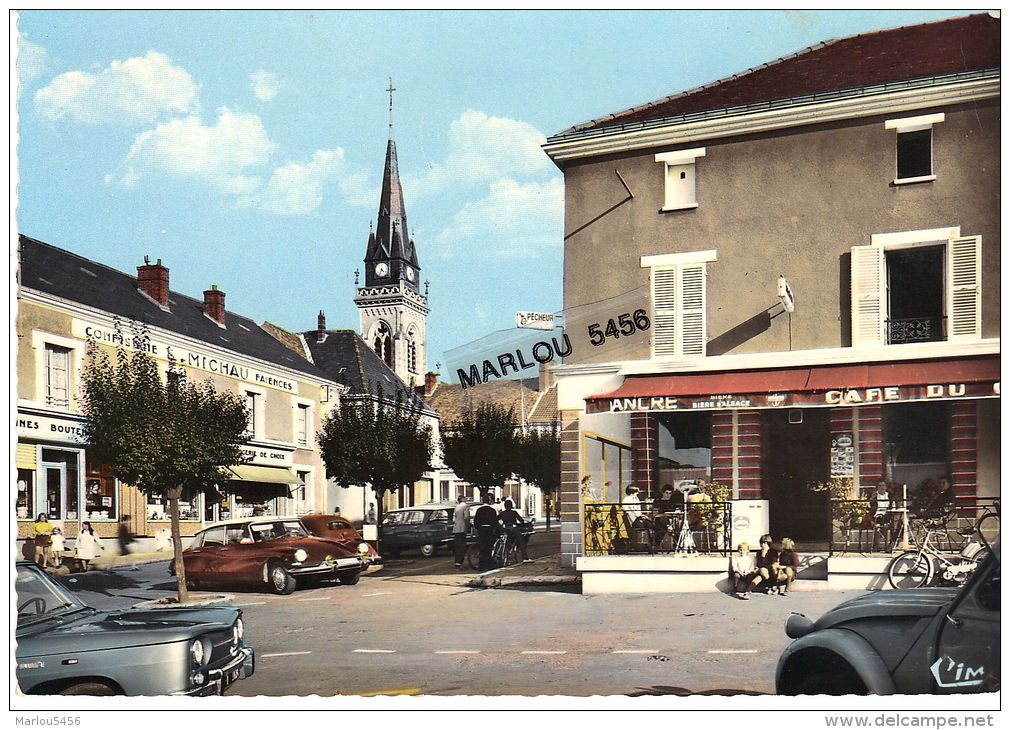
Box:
(442, 403, 519, 497)
(515, 422, 561, 522)
(317, 388, 433, 529)
(80, 340, 249, 603)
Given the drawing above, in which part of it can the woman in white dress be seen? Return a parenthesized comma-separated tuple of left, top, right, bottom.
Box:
(75, 521, 104, 571)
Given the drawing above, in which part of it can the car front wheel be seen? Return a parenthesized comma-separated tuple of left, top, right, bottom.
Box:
(267, 562, 296, 595)
(338, 571, 361, 585)
(59, 681, 119, 696)
(419, 543, 437, 557)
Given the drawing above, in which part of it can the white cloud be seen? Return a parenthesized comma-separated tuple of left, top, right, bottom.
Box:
(119, 106, 276, 195)
(250, 69, 283, 102)
(243, 148, 346, 215)
(435, 176, 563, 258)
(17, 37, 48, 86)
(405, 109, 551, 200)
(35, 50, 199, 124)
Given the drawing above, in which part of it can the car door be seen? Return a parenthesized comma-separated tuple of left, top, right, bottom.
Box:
(422, 509, 452, 545)
(399, 510, 426, 548)
(214, 523, 259, 580)
(930, 550, 1000, 693)
(185, 526, 226, 579)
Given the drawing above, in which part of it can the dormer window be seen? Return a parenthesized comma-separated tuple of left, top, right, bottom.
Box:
(655, 147, 705, 211)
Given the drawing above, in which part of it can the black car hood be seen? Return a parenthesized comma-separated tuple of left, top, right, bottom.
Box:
(17, 605, 240, 657)
(813, 587, 958, 631)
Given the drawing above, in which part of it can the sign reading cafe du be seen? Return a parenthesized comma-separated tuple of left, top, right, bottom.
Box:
(599, 381, 999, 413)
(75, 320, 297, 392)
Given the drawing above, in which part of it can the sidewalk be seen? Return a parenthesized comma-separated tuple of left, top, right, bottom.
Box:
(467, 551, 579, 589)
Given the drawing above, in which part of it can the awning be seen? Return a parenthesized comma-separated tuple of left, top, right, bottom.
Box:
(225, 464, 300, 501)
(586, 355, 1000, 413)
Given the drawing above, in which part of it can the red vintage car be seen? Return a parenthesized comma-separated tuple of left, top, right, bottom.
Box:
(176, 517, 371, 594)
(299, 514, 381, 564)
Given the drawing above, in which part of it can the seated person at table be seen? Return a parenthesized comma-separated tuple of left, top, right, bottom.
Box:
(773, 537, 800, 595)
(729, 542, 759, 599)
(870, 481, 900, 551)
(651, 485, 678, 549)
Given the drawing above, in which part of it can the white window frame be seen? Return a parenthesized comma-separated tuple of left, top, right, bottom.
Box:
(31, 331, 85, 411)
(885, 113, 943, 185)
(851, 227, 981, 347)
(642, 249, 717, 358)
(293, 398, 313, 448)
(655, 147, 705, 211)
(243, 384, 267, 441)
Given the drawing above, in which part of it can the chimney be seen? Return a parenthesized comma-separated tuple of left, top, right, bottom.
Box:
(203, 285, 225, 325)
(317, 310, 326, 341)
(538, 361, 555, 392)
(424, 371, 438, 396)
(137, 257, 169, 308)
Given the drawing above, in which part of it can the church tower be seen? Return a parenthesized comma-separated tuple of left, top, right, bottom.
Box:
(354, 79, 429, 386)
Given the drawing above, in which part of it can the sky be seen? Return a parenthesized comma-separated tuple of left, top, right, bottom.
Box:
(13, 9, 976, 381)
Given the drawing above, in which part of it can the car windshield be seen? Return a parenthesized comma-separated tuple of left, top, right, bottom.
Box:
(382, 512, 407, 526)
(249, 520, 307, 541)
(16, 564, 88, 627)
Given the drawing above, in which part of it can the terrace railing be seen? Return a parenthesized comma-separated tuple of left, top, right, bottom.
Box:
(583, 501, 733, 556)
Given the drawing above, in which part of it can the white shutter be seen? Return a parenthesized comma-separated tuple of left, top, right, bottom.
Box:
(679, 263, 706, 356)
(45, 345, 69, 407)
(948, 235, 981, 338)
(851, 244, 885, 346)
(652, 267, 678, 357)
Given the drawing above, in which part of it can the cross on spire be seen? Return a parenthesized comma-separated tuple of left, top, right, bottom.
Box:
(386, 76, 396, 135)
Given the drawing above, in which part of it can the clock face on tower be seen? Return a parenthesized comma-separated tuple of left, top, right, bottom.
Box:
(406, 268, 415, 282)
(375, 263, 388, 277)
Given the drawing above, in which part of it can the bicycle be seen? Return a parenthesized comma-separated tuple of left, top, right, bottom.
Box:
(465, 530, 520, 570)
(887, 524, 989, 589)
(974, 499, 1000, 549)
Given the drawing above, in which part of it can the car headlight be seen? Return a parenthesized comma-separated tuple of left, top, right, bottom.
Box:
(233, 618, 244, 645)
(357, 543, 370, 555)
(294, 548, 308, 562)
(190, 639, 205, 666)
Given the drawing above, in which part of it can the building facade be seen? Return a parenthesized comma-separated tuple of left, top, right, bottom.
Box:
(16, 236, 339, 544)
(542, 14, 1000, 568)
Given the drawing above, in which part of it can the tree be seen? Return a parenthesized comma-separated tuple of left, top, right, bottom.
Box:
(317, 388, 433, 545)
(442, 403, 519, 499)
(515, 422, 561, 530)
(80, 339, 249, 604)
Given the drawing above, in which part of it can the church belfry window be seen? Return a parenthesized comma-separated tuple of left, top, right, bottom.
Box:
(373, 321, 393, 368)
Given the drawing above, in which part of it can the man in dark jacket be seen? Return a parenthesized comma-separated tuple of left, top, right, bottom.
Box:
(473, 493, 498, 571)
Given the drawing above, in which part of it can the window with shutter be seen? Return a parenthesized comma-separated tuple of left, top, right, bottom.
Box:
(948, 236, 981, 338)
(45, 345, 70, 407)
(643, 250, 716, 358)
(850, 245, 885, 347)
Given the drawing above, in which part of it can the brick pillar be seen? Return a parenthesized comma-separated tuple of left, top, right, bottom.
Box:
(736, 410, 762, 499)
(857, 405, 884, 496)
(558, 409, 582, 568)
(711, 412, 734, 488)
(949, 401, 978, 499)
(630, 412, 658, 499)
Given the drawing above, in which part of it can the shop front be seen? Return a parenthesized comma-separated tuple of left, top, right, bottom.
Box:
(583, 354, 1000, 546)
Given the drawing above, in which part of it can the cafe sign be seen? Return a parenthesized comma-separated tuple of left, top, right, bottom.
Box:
(596, 381, 998, 413)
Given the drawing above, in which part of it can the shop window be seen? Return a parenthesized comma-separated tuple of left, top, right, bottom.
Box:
(45, 344, 71, 408)
(655, 147, 705, 211)
(656, 411, 712, 491)
(884, 402, 949, 489)
(40, 448, 79, 521)
(17, 469, 35, 521)
(885, 113, 943, 184)
(147, 493, 201, 521)
(84, 459, 118, 522)
(851, 230, 981, 347)
(582, 434, 633, 502)
(642, 250, 717, 358)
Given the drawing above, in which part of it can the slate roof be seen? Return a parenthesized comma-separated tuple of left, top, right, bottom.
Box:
(552, 13, 999, 138)
(18, 235, 330, 381)
(301, 328, 431, 412)
(425, 377, 544, 427)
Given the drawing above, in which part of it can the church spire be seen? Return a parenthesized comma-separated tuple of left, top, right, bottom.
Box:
(363, 77, 420, 290)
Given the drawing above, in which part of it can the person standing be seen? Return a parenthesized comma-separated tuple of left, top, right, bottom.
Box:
(497, 499, 529, 563)
(870, 481, 897, 551)
(31, 513, 53, 568)
(117, 514, 135, 556)
(49, 527, 66, 568)
(473, 493, 498, 571)
(365, 503, 377, 525)
(451, 494, 472, 569)
(75, 521, 104, 571)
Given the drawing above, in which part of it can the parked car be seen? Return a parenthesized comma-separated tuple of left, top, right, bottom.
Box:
(300, 514, 381, 564)
(379, 501, 535, 557)
(776, 543, 1000, 695)
(15, 560, 254, 696)
(175, 516, 371, 594)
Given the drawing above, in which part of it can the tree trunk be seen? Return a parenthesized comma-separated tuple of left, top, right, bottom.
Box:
(168, 486, 189, 604)
(373, 486, 385, 555)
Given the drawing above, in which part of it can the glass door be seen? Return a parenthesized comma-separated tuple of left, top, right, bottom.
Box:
(42, 463, 67, 518)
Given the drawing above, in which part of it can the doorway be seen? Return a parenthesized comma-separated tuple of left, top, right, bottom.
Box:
(763, 409, 830, 542)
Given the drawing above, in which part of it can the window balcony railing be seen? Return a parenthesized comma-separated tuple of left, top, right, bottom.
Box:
(583, 501, 733, 556)
(886, 316, 945, 344)
(829, 495, 999, 555)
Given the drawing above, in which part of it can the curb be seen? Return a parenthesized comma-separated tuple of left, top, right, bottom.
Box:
(133, 593, 237, 608)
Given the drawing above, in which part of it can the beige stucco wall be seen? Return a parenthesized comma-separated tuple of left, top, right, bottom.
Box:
(561, 101, 1000, 364)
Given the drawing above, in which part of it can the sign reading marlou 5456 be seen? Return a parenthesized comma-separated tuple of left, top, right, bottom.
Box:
(590, 381, 999, 414)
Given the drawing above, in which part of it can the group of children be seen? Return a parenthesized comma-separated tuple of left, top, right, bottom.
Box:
(729, 534, 800, 600)
(30, 513, 105, 571)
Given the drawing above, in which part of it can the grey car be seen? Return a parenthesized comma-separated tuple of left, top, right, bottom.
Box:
(15, 560, 255, 695)
(776, 543, 999, 695)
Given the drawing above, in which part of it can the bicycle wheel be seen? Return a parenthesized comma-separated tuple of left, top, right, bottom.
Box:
(976, 513, 1000, 549)
(888, 551, 934, 589)
(465, 544, 480, 570)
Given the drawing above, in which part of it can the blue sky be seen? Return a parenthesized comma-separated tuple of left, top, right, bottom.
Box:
(14, 9, 973, 379)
